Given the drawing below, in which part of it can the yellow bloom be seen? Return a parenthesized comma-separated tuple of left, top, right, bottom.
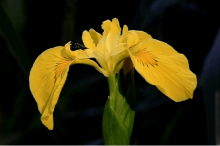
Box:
(29, 18, 197, 130)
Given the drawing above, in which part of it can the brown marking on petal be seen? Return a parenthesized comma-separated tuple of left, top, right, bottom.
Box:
(54, 57, 72, 82)
(133, 48, 158, 67)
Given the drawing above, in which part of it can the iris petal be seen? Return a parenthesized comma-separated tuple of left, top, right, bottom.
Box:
(82, 30, 108, 72)
(119, 25, 128, 44)
(101, 19, 111, 44)
(89, 29, 102, 46)
(127, 31, 139, 48)
(129, 39, 197, 102)
(29, 44, 73, 130)
(82, 30, 97, 50)
(105, 18, 121, 52)
(29, 42, 107, 130)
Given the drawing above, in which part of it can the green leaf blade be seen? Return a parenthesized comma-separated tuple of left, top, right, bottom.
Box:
(102, 99, 130, 145)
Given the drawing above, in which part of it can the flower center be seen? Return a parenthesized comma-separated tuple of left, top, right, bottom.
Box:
(133, 48, 158, 67)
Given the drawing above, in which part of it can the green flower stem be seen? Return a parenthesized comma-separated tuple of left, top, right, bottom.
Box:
(102, 69, 136, 145)
(107, 74, 117, 109)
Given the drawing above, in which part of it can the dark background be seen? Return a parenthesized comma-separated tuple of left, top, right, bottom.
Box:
(0, 0, 220, 144)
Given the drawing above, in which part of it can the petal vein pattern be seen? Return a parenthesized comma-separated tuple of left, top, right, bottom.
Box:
(55, 57, 73, 82)
(133, 48, 158, 67)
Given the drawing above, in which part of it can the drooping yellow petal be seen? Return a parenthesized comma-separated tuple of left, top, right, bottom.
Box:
(30, 42, 106, 130)
(64, 42, 75, 57)
(129, 39, 197, 102)
(29, 44, 74, 130)
(54, 57, 73, 81)
(105, 18, 121, 52)
(89, 29, 102, 46)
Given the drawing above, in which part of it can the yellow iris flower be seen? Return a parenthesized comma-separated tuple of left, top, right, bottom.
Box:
(29, 18, 197, 130)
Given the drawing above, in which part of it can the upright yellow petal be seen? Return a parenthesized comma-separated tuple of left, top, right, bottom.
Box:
(105, 18, 121, 52)
(129, 39, 197, 102)
(82, 30, 108, 72)
(82, 30, 97, 50)
(119, 25, 128, 44)
(127, 31, 139, 48)
(89, 29, 102, 46)
(101, 19, 111, 44)
(29, 43, 74, 130)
